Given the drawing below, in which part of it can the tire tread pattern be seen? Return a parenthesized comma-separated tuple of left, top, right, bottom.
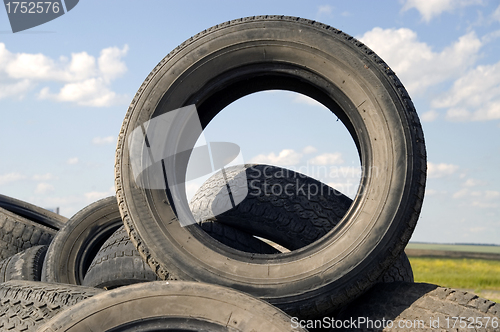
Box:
(0, 245, 48, 283)
(0, 281, 103, 332)
(338, 282, 499, 331)
(0, 207, 56, 261)
(114, 16, 427, 315)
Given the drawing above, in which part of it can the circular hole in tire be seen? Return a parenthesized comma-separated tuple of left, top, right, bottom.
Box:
(185, 90, 361, 253)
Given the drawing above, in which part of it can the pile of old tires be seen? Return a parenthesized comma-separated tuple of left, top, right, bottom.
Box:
(1, 16, 498, 331)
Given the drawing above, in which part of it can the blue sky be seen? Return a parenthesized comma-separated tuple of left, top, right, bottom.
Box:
(0, 0, 499, 244)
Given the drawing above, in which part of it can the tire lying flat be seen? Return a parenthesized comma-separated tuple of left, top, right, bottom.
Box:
(0, 280, 103, 332)
(39, 281, 307, 332)
(0, 207, 55, 260)
(116, 16, 426, 317)
(83, 223, 278, 289)
(42, 196, 123, 285)
(0, 245, 48, 283)
(191, 164, 413, 284)
(337, 282, 499, 332)
(190, 164, 352, 250)
(0, 193, 67, 230)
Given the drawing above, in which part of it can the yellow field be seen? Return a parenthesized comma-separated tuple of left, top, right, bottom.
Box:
(408, 257, 500, 303)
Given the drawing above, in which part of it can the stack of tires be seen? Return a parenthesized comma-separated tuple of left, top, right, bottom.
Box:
(1, 16, 498, 331)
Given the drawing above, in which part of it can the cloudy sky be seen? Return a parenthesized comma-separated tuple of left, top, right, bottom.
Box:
(0, 0, 499, 244)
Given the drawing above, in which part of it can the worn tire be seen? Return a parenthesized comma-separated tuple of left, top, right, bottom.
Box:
(0, 193, 67, 230)
(42, 196, 123, 285)
(336, 282, 499, 331)
(190, 164, 352, 250)
(0, 245, 48, 283)
(39, 281, 306, 332)
(0, 207, 55, 260)
(115, 16, 426, 317)
(83, 222, 278, 289)
(192, 164, 413, 283)
(0, 280, 103, 332)
(82, 226, 159, 289)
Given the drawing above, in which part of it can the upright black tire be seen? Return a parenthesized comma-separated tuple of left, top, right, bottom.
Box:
(337, 282, 499, 331)
(0, 193, 67, 230)
(0, 245, 48, 282)
(115, 16, 426, 317)
(0, 207, 56, 260)
(42, 196, 123, 285)
(39, 281, 307, 332)
(190, 164, 352, 250)
(0, 280, 103, 332)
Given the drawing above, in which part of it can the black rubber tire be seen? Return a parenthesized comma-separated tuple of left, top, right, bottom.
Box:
(377, 252, 413, 284)
(115, 16, 426, 317)
(82, 226, 160, 289)
(0, 207, 56, 260)
(0, 245, 48, 282)
(0, 280, 103, 332)
(336, 282, 500, 331)
(83, 223, 278, 289)
(42, 196, 123, 285)
(0, 193, 67, 230)
(190, 164, 352, 250)
(191, 164, 413, 283)
(39, 281, 307, 332)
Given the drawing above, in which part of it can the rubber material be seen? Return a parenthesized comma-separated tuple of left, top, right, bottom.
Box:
(0, 245, 48, 282)
(39, 281, 307, 332)
(377, 252, 413, 284)
(83, 223, 278, 289)
(82, 226, 160, 289)
(115, 16, 426, 317)
(0, 280, 103, 332)
(0, 206, 56, 260)
(191, 164, 413, 283)
(0, 193, 67, 230)
(337, 282, 499, 331)
(42, 196, 123, 285)
(190, 164, 352, 250)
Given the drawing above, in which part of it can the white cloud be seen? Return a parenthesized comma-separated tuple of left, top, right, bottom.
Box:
(421, 110, 439, 122)
(98, 45, 129, 82)
(0, 43, 128, 106)
(302, 146, 317, 154)
(317, 5, 333, 16)
(453, 188, 499, 208)
(38, 78, 128, 107)
(0, 80, 32, 100)
(432, 61, 500, 121)
(35, 183, 55, 194)
(358, 28, 481, 96)
(249, 149, 302, 166)
(469, 226, 486, 233)
(32, 173, 56, 181)
(0, 172, 27, 186)
(402, 0, 483, 22)
(92, 136, 115, 145)
(427, 162, 459, 178)
(67, 157, 79, 165)
(292, 94, 324, 107)
(463, 178, 483, 187)
(453, 188, 468, 198)
(84, 190, 114, 203)
(493, 4, 500, 22)
(309, 152, 344, 165)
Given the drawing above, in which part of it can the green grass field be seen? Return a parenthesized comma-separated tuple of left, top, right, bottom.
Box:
(408, 257, 500, 302)
(407, 243, 500, 254)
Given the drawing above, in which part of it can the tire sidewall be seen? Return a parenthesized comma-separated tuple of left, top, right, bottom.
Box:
(117, 17, 425, 311)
